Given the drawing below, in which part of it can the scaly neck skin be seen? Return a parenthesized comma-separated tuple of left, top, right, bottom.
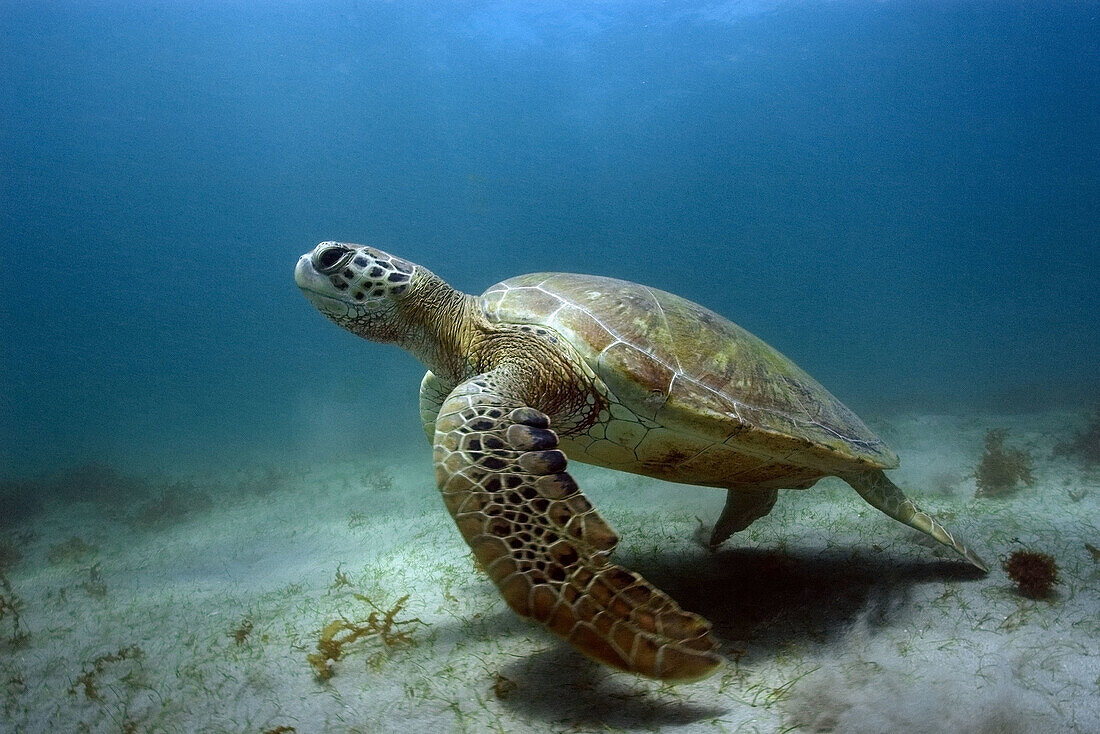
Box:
(393, 268, 590, 425)
(394, 271, 484, 386)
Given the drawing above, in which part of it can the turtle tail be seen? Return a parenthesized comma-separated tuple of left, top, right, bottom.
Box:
(842, 469, 989, 572)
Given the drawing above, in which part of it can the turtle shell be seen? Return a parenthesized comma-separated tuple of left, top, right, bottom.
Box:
(481, 273, 898, 472)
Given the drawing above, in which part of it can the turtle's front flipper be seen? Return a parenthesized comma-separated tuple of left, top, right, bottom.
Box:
(843, 469, 989, 572)
(434, 373, 722, 682)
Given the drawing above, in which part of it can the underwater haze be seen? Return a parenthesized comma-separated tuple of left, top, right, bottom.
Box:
(2, 0, 1097, 475)
(2, 3, 1100, 733)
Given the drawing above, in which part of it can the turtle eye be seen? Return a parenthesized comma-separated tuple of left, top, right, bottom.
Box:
(314, 244, 351, 274)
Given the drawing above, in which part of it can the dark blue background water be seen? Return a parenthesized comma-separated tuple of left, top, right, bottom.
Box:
(2, 1, 1097, 475)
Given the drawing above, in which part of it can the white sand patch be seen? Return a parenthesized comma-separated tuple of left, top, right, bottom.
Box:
(1, 411, 1097, 732)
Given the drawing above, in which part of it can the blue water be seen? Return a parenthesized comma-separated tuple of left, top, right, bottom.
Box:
(2, 0, 1097, 476)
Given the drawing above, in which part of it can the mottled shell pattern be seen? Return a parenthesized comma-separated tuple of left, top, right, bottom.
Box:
(481, 273, 898, 481)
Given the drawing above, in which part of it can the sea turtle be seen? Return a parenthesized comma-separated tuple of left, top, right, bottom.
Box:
(295, 242, 988, 682)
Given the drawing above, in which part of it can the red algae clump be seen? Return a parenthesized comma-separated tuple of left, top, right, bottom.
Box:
(1003, 549, 1059, 599)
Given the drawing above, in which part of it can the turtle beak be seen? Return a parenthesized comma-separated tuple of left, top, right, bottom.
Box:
(294, 254, 320, 289)
(295, 254, 342, 308)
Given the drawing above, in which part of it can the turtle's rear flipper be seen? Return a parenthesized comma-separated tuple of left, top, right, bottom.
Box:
(709, 488, 779, 549)
(843, 469, 989, 572)
(434, 371, 723, 682)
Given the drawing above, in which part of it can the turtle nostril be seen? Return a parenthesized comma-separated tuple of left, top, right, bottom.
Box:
(314, 245, 350, 274)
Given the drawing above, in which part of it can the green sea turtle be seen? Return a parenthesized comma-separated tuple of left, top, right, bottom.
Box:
(295, 242, 988, 682)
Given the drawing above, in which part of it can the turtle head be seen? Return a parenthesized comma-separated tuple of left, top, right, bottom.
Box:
(295, 241, 421, 342)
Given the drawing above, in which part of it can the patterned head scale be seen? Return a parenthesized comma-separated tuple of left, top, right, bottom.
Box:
(295, 241, 419, 341)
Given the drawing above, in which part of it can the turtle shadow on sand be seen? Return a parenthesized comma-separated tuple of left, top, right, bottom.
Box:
(641, 547, 984, 651)
(495, 647, 728, 728)
(480, 548, 981, 727)
(425, 606, 727, 727)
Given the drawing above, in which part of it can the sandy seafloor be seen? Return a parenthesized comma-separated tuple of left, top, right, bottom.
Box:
(1, 410, 1097, 734)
